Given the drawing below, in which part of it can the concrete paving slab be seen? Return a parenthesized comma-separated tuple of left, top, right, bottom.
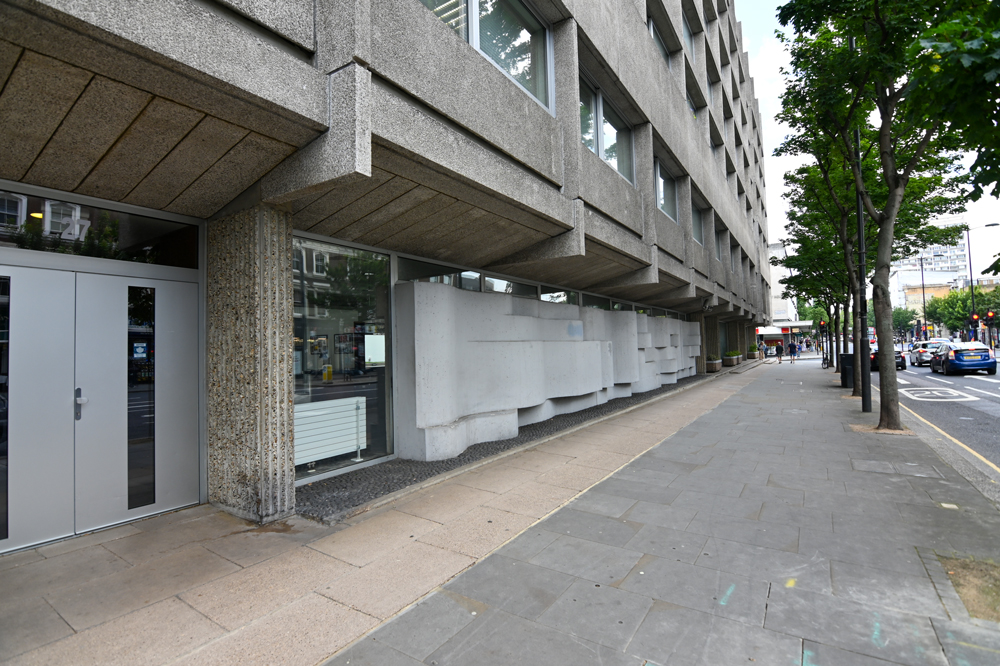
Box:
(764, 586, 948, 666)
(670, 490, 763, 519)
(308, 509, 440, 567)
(443, 554, 575, 620)
(830, 560, 947, 619)
(394, 482, 497, 524)
(44, 545, 240, 631)
(180, 547, 355, 630)
(323, 638, 424, 666)
(538, 508, 644, 547)
(452, 463, 539, 494)
(501, 449, 574, 473)
(618, 555, 770, 626)
(6, 597, 222, 666)
(491, 528, 560, 562)
(759, 502, 834, 531)
(482, 488, 567, 518)
(797, 528, 927, 578)
(534, 462, 614, 490)
(176, 594, 377, 666)
(568, 491, 639, 518)
(802, 641, 907, 665)
(201, 516, 333, 567)
(624, 524, 707, 564)
(623, 501, 698, 530)
(102, 511, 254, 565)
(536, 578, 653, 650)
(319, 542, 473, 620)
(932, 618, 1000, 666)
(368, 590, 482, 661)
(529, 534, 643, 584)
(594, 477, 684, 504)
(1, 545, 131, 602)
(35, 524, 142, 559)
(0, 549, 44, 572)
(424, 608, 642, 666)
(696, 536, 832, 593)
(685, 511, 800, 552)
(627, 601, 803, 666)
(417, 506, 536, 558)
(0, 595, 73, 661)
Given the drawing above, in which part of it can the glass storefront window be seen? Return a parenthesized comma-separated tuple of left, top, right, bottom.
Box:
(484, 276, 536, 297)
(582, 294, 611, 310)
(293, 239, 391, 478)
(540, 287, 578, 305)
(127, 286, 155, 509)
(0, 190, 197, 269)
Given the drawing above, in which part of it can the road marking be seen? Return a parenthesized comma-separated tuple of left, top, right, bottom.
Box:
(901, 403, 1000, 476)
(927, 376, 954, 384)
(967, 387, 1000, 399)
(899, 387, 978, 402)
(969, 376, 1000, 384)
(897, 378, 911, 385)
(905, 370, 919, 375)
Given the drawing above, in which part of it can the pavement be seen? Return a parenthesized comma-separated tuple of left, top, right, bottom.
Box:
(3, 361, 1000, 665)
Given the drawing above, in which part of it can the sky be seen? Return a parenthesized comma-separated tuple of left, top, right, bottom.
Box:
(737, 3, 1000, 281)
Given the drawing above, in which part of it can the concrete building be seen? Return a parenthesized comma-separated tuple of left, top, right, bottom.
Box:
(889, 269, 959, 321)
(767, 241, 796, 323)
(0, 0, 770, 551)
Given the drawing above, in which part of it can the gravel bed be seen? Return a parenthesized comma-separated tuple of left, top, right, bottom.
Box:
(296, 373, 708, 523)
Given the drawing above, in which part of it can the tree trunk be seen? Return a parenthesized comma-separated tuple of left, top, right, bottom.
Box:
(833, 304, 841, 373)
(872, 196, 904, 430)
(843, 300, 850, 355)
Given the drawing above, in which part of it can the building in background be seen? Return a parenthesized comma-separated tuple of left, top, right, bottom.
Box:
(0, 0, 769, 552)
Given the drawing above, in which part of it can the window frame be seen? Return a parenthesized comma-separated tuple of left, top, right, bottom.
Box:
(648, 18, 671, 69)
(0, 192, 27, 228)
(423, 0, 555, 114)
(682, 14, 696, 61)
(692, 205, 704, 245)
(655, 160, 678, 223)
(580, 70, 635, 184)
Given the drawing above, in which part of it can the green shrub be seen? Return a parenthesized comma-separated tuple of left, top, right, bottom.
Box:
(748, 343, 758, 352)
(706, 354, 720, 362)
(725, 350, 743, 357)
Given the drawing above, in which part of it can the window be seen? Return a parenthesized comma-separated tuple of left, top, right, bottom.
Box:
(715, 229, 723, 261)
(649, 19, 670, 66)
(656, 161, 677, 222)
(0, 192, 25, 227)
(44, 200, 80, 236)
(686, 92, 698, 118)
(731, 246, 738, 272)
(692, 206, 704, 244)
(314, 252, 326, 275)
(484, 276, 537, 297)
(582, 294, 611, 310)
(420, 0, 550, 107)
(707, 73, 713, 106)
(682, 15, 695, 60)
(580, 75, 634, 182)
(541, 287, 578, 305)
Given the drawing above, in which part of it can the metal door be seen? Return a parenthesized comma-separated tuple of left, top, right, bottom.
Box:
(74, 274, 199, 533)
(1, 266, 76, 551)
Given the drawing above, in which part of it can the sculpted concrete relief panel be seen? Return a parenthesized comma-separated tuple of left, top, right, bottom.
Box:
(207, 206, 295, 522)
(395, 282, 700, 461)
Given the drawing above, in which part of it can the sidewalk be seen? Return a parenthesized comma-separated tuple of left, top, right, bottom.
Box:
(329, 362, 1000, 666)
(0, 367, 761, 665)
(3, 361, 998, 665)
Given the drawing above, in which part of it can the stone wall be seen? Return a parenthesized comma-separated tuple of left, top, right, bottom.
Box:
(394, 281, 701, 461)
(207, 205, 295, 522)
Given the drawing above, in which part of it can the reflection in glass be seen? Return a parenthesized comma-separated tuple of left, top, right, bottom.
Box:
(649, 20, 669, 65)
(128, 287, 155, 510)
(657, 163, 677, 221)
(601, 102, 633, 182)
(484, 277, 536, 297)
(540, 287, 578, 305)
(0, 191, 197, 269)
(479, 0, 548, 105)
(293, 239, 392, 478)
(580, 78, 597, 153)
(420, 0, 468, 39)
(692, 206, 704, 245)
(0, 278, 8, 539)
(582, 294, 611, 310)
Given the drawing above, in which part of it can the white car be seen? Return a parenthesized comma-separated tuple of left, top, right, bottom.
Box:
(909, 339, 949, 367)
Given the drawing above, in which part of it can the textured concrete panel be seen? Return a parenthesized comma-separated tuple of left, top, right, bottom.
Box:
(75, 96, 203, 201)
(0, 39, 23, 90)
(216, 0, 315, 50)
(124, 115, 249, 209)
(166, 132, 295, 217)
(24, 76, 152, 191)
(0, 50, 92, 180)
(207, 206, 294, 522)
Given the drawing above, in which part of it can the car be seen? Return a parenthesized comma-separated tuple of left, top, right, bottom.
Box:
(909, 339, 949, 367)
(929, 342, 997, 375)
(870, 347, 906, 371)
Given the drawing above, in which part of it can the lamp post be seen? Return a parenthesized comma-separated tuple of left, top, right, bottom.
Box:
(966, 223, 999, 342)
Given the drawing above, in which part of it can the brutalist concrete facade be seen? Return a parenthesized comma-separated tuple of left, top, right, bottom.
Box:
(0, 0, 771, 521)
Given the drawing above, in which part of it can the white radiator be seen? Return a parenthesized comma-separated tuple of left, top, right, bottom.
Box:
(294, 397, 366, 465)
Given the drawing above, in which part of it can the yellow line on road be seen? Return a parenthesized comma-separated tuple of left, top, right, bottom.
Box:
(900, 403, 1000, 476)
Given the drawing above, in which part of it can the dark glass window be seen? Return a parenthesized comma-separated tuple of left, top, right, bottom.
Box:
(127, 287, 156, 509)
(0, 191, 197, 269)
(0, 277, 8, 539)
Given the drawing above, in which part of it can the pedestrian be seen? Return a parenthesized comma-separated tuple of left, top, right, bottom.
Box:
(776, 341, 784, 363)
(788, 340, 798, 364)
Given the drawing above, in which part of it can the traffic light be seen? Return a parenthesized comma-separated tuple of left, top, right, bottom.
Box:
(972, 312, 981, 328)
(987, 311, 996, 326)
(819, 320, 826, 334)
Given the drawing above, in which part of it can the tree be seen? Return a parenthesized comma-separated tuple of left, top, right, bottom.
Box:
(892, 307, 918, 332)
(777, 0, 970, 430)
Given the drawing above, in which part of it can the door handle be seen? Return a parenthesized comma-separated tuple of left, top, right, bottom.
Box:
(75, 388, 87, 420)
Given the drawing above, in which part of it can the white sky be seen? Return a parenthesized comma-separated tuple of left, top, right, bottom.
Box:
(738, 3, 1000, 280)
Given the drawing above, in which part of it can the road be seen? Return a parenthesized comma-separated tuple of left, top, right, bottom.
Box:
(873, 359, 1000, 469)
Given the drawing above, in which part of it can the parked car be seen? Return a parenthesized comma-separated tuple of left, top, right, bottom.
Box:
(870, 346, 906, 371)
(909, 339, 949, 367)
(929, 342, 997, 375)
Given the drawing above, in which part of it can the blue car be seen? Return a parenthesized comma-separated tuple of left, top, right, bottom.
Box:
(929, 342, 997, 376)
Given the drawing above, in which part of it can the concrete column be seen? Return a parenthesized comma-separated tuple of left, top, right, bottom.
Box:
(206, 205, 295, 523)
(634, 122, 656, 246)
(553, 18, 581, 203)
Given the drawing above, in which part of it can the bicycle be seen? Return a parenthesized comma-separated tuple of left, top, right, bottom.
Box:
(821, 355, 830, 369)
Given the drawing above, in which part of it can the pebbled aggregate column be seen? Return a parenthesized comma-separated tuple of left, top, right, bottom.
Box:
(206, 205, 295, 523)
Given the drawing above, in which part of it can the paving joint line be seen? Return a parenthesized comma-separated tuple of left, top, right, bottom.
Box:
(917, 546, 972, 623)
(321, 361, 766, 525)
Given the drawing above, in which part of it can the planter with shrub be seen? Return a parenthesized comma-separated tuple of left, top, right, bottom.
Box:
(705, 354, 722, 372)
(723, 350, 743, 366)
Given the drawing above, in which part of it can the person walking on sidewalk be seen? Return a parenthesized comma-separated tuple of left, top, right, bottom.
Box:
(776, 341, 785, 363)
(788, 340, 798, 364)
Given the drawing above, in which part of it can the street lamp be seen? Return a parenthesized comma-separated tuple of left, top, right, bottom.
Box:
(918, 253, 944, 340)
(966, 223, 1000, 341)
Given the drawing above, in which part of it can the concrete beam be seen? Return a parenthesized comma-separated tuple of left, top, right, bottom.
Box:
(587, 248, 658, 290)
(486, 200, 585, 269)
(261, 63, 371, 204)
